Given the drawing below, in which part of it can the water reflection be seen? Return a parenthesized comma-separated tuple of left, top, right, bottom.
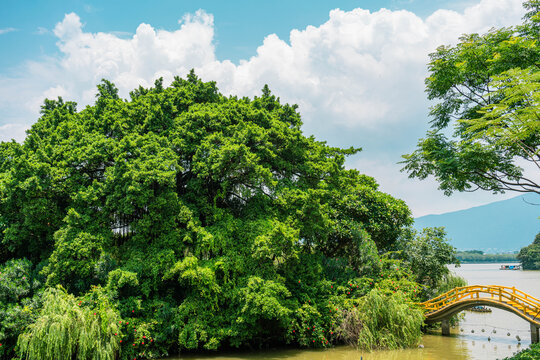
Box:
(448, 263, 538, 359)
(171, 335, 471, 360)
(167, 332, 525, 360)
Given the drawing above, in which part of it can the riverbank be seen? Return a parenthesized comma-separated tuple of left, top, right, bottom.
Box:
(160, 264, 540, 360)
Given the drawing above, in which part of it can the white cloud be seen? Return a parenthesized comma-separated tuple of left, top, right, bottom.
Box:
(45, 10, 216, 103)
(0, 123, 29, 143)
(0, 27, 17, 35)
(109, 31, 133, 38)
(0, 0, 528, 215)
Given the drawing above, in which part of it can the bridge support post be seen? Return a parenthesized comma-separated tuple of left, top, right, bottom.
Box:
(531, 324, 539, 344)
(441, 319, 450, 336)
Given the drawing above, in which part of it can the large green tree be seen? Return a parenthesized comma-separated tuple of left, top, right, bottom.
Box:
(402, 1, 540, 195)
(0, 72, 425, 358)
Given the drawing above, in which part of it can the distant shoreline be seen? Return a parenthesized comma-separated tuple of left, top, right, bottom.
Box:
(455, 251, 518, 263)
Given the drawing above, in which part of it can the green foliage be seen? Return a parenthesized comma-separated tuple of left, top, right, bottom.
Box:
(0, 259, 43, 360)
(402, 1, 540, 195)
(346, 289, 424, 350)
(0, 72, 436, 358)
(434, 273, 467, 297)
(400, 227, 459, 299)
(462, 250, 484, 255)
(505, 342, 540, 360)
(0, 259, 37, 303)
(236, 277, 293, 341)
(434, 273, 467, 326)
(106, 269, 139, 294)
(18, 286, 121, 360)
(517, 232, 540, 269)
(44, 209, 109, 294)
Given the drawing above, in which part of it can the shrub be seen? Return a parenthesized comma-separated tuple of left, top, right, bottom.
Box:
(17, 286, 121, 360)
(337, 288, 423, 350)
(505, 343, 540, 360)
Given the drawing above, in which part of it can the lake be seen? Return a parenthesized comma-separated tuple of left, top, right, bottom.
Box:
(165, 263, 540, 360)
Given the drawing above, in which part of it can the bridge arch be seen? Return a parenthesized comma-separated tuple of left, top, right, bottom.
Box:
(419, 285, 540, 343)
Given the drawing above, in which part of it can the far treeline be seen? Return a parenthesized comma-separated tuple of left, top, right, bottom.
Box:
(455, 251, 517, 263)
(455, 232, 540, 267)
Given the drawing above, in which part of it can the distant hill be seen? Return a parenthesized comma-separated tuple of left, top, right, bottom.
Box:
(413, 195, 540, 253)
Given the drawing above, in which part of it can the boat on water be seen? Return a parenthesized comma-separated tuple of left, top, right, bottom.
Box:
(468, 305, 492, 313)
(500, 264, 521, 270)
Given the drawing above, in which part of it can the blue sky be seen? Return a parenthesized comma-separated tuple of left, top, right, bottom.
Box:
(0, 0, 531, 216)
(2, 0, 472, 69)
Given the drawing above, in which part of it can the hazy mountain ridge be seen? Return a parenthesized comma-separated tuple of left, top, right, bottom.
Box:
(414, 195, 540, 253)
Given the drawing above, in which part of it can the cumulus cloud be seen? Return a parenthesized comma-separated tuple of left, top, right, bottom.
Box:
(203, 1, 523, 131)
(0, 0, 527, 214)
(46, 11, 216, 104)
(11, 0, 522, 131)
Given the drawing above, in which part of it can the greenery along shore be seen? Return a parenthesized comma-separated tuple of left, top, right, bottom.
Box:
(455, 251, 517, 263)
(0, 73, 460, 359)
(506, 342, 540, 360)
(518, 233, 540, 270)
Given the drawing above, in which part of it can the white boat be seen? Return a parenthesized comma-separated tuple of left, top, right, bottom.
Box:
(499, 264, 521, 270)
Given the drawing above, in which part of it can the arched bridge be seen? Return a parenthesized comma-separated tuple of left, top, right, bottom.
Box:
(419, 285, 540, 343)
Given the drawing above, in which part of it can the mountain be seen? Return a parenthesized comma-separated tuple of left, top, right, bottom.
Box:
(413, 195, 540, 253)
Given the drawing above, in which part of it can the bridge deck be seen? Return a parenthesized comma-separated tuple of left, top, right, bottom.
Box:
(419, 285, 540, 326)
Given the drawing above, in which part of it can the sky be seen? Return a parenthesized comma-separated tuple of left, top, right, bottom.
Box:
(0, 0, 532, 217)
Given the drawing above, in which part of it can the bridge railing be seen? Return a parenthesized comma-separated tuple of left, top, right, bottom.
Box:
(419, 285, 540, 320)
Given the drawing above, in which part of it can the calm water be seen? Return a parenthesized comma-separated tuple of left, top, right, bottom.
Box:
(166, 263, 540, 360)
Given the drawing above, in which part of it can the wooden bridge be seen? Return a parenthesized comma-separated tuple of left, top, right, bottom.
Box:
(419, 285, 540, 343)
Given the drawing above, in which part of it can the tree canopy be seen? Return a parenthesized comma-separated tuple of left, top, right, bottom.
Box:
(0, 71, 459, 359)
(402, 1, 540, 195)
